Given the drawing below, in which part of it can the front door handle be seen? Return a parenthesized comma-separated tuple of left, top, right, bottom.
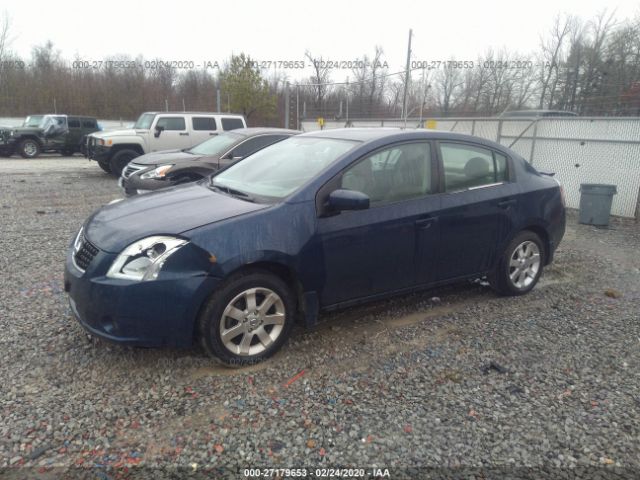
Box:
(179, 132, 189, 136)
(415, 217, 436, 229)
(498, 199, 517, 208)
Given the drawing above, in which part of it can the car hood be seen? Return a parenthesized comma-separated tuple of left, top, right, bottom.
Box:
(131, 149, 213, 166)
(85, 183, 269, 253)
(11, 127, 44, 134)
(91, 128, 143, 138)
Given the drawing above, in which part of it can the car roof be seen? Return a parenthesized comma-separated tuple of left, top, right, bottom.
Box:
(142, 112, 245, 117)
(230, 127, 301, 137)
(299, 128, 509, 149)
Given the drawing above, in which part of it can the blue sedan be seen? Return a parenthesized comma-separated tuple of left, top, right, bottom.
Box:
(64, 128, 566, 365)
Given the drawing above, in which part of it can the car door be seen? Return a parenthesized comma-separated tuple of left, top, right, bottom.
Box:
(151, 116, 191, 151)
(191, 116, 218, 144)
(65, 117, 82, 150)
(435, 141, 518, 281)
(317, 141, 440, 306)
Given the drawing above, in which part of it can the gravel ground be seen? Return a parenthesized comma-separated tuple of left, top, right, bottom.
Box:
(1, 157, 639, 479)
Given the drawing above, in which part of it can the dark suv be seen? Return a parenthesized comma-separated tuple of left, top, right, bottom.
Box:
(0, 114, 100, 158)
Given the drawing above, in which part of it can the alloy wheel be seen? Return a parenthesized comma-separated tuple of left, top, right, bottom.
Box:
(219, 287, 286, 356)
(508, 240, 541, 289)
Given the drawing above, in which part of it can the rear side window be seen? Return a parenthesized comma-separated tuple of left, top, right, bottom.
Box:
(221, 117, 245, 131)
(156, 117, 186, 131)
(192, 117, 217, 131)
(68, 118, 81, 128)
(440, 143, 507, 192)
(82, 119, 97, 129)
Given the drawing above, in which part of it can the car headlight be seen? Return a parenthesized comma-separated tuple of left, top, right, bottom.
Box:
(106, 236, 188, 281)
(97, 138, 112, 146)
(140, 165, 174, 180)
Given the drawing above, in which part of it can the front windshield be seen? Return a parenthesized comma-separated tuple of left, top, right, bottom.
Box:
(23, 115, 44, 127)
(212, 137, 358, 201)
(134, 113, 156, 129)
(189, 132, 242, 156)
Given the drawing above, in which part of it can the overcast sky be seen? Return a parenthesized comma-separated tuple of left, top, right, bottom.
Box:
(2, 0, 639, 81)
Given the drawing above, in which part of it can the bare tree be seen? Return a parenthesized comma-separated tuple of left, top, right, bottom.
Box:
(538, 14, 576, 108)
(304, 51, 332, 114)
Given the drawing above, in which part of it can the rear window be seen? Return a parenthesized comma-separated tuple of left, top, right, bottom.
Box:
(156, 117, 186, 131)
(221, 117, 245, 131)
(192, 117, 217, 131)
(68, 118, 81, 128)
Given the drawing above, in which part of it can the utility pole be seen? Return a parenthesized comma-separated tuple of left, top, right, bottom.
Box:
(345, 77, 349, 125)
(284, 81, 290, 129)
(296, 84, 300, 130)
(216, 89, 221, 112)
(401, 28, 412, 120)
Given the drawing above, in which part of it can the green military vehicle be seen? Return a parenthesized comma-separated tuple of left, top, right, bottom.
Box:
(0, 114, 100, 158)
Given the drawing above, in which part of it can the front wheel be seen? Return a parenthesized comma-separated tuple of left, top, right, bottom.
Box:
(19, 139, 41, 158)
(198, 271, 295, 366)
(97, 160, 111, 174)
(489, 231, 544, 296)
(109, 149, 139, 177)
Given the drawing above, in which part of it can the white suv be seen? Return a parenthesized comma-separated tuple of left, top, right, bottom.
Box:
(85, 112, 246, 175)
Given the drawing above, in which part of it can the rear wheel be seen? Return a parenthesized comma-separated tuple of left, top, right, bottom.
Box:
(109, 149, 139, 177)
(19, 139, 41, 158)
(198, 270, 295, 366)
(489, 231, 544, 296)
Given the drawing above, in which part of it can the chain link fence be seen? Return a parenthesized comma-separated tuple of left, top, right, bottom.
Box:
(301, 117, 640, 219)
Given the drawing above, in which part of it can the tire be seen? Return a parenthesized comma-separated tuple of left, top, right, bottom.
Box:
(198, 270, 296, 366)
(489, 231, 545, 296)
(109, 149, 139, 177)
(19, 138, 41, 158)
(97, 160, 111, 174)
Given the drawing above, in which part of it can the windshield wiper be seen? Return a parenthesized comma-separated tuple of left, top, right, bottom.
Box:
(210, 183, 255, 202)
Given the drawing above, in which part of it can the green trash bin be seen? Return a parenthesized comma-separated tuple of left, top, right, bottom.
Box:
(578, 184, 617, 226)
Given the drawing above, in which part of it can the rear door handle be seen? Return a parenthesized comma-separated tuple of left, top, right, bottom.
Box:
(209, 132, 217, 136)
(498, 199, 517, 208)
(415, 217, 436, 229)
(179, 132, 189, 136)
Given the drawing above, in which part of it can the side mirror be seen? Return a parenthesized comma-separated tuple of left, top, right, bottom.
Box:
(154, 125, 165, 138)
(327, 189, 370, 212)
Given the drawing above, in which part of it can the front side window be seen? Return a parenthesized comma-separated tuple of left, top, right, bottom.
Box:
(440, 143, 507, 192)
(156, 117, 186, 131)
(340, 142, 432, 205)
(212, 137, 357, 201)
